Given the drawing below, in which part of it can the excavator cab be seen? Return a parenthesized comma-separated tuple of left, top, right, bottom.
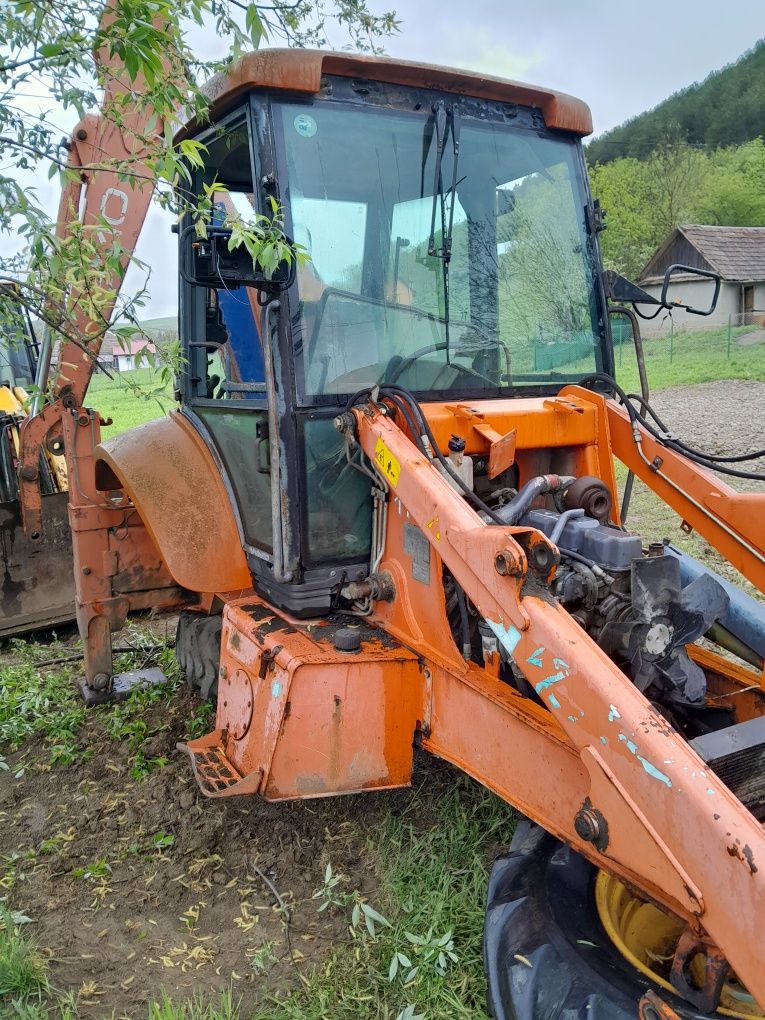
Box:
(178, 56, 612, 616)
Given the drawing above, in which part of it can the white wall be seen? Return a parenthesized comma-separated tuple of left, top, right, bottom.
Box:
(637, 279, 739, 336)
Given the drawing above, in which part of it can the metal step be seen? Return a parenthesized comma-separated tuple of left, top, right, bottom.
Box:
(178, 731, 263, 798)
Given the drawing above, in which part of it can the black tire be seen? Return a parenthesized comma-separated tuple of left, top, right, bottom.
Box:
(484, 821, 722, 1020)
(175, 611, 222, 701)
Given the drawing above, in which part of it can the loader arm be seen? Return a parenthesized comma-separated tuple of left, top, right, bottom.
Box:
(17, 2, 168, 541)
(347, 398, 765, 1010)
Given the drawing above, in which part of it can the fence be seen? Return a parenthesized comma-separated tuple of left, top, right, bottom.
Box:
(610, 309, 765, 392)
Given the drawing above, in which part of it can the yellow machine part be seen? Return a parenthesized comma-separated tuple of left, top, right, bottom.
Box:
(0, 384, 68, 492)
(595, 871, 764, 1019)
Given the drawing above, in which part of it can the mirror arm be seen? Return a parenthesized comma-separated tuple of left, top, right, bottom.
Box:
(660, 264, 721, 316)
(609, 304, 649, 404)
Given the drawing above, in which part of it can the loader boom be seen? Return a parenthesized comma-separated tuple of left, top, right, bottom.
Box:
(345, 396, 765, 1008)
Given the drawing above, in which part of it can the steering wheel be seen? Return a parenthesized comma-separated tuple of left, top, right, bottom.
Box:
(385, 340, 499, 389)
(455, 324, 512, 383)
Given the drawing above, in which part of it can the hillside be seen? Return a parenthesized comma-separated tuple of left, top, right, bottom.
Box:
(587, 39, 765, 165)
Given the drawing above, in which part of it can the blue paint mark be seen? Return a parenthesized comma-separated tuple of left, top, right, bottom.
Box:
(552, 656, 570, 674)
(638, 756, 673, 788)
(271, 680, 282, 698)
(487, 620, 522, 655)
(617, 733, 673, 788)
(567, 714, 577, 723)
(706, 788, 716, 796)
(527, 646, 545, 668)
(535, 671, 566, 693)
(618, 733, 639, 755)
(600, 736, 608, 745)
(549, 694, 561, 709)
(608, 704, 621, 722)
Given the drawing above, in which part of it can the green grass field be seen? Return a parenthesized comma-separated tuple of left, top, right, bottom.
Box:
(89, 366, 175, 438)
(613, 323, 765, 393)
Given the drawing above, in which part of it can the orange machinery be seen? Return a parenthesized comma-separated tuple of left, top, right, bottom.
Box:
(17, 48, 765, 1019)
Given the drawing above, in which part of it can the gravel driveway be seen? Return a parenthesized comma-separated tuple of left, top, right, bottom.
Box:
(622, 380, 765, 595)
(647, 380, 765, 473)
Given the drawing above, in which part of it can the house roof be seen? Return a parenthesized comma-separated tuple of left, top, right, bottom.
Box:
(641, 225, 765, 283)
(177, 49, 592, 139)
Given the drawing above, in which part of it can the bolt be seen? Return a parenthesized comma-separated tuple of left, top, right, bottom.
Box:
(19, 465, 38, 483)
(574, 808, 601, 843)
(495, 551, 519, 576)
(92, 672, 110, 692)
(82, 566, 91, 576)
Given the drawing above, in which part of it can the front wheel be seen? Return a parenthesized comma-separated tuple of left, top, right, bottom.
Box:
(484, 822, 759, 1020)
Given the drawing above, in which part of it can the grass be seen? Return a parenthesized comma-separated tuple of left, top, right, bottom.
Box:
(89, 366, 174, 437)
(250, 777, 515, 1020)
(0, 908, 49, 1005)
(0, 655, 86, 767)
(613, 322, 765, 393)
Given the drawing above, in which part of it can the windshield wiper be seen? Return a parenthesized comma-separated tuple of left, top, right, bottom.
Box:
(427, 101, 461, 261)
(426, 102, 461, 366)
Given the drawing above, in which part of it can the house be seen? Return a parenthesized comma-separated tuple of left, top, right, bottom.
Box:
(113, 336, 155, 372)
(638, 225, 765, 329)
(49, 330, 156, 372)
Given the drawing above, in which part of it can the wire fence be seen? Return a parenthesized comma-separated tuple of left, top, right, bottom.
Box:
(611, 309, 765, 391)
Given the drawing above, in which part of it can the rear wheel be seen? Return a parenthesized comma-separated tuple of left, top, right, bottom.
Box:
(175, 611, 222, 701)
(484, 821, 761, 1020)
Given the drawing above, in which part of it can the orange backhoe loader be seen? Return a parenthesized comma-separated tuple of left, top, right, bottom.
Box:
(14, 46, 765, 1019)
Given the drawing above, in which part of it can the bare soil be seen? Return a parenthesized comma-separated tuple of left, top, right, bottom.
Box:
(0, 617, 433, 1017)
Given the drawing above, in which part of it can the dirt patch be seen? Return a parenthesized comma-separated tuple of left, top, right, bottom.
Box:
(0, 625, 426, 1017)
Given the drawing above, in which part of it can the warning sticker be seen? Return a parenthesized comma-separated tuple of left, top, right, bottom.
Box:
(374, 437, 401, 487)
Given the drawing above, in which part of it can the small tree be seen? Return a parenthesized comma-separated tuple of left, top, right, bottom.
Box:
(0, 0, 398, 388)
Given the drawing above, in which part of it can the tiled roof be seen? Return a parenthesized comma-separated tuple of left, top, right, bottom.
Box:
(678, 225, 765, 281)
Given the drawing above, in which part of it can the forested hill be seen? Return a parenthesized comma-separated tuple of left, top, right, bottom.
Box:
(586, 40, 765, 165)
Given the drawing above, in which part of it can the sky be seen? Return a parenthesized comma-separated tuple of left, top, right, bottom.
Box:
(3, 0, 762, 319)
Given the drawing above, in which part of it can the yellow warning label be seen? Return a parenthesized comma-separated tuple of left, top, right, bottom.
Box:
(374, 436, 401, 487)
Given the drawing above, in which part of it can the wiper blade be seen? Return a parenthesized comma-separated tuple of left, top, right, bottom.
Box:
(427, 101, 461, 262)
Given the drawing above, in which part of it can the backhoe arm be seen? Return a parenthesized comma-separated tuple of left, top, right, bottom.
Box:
(17, 1, 168, 540)
(347, 399, 765, 1010)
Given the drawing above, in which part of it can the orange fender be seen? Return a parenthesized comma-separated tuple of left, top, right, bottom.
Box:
(95, 411, 250, 593)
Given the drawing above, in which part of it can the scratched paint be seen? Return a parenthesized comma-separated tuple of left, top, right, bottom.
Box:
(487, 620, 522, 655)
(271, 680, 282, 698)
(527, 647, 545, 667)
(618, 733, 673, 788)
(536, 671, 567, 693)
(608, 704, 621, 722)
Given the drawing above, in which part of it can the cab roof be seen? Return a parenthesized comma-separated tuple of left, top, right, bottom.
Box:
(188, 48, 592, 137)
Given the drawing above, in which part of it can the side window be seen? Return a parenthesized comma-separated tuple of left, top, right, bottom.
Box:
(182, 111, 273, 554)
(292, 195, 367, 297)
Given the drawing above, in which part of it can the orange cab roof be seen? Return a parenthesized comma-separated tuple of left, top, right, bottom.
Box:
(192, 48, 592, 137)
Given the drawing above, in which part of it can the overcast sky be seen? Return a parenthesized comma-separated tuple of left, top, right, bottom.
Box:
(4, 0, 762, 318)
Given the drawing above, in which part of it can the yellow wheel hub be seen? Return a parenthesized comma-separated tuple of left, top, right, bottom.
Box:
(595, 871, 763, 1019)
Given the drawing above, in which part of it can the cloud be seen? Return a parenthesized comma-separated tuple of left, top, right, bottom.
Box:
(438, 29, 544, 82)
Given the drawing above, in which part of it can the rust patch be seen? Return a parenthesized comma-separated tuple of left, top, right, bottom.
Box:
(727, 842, 758, 874)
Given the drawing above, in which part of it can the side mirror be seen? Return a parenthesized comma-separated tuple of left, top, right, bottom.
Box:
(660, 264, 720, 317)
(179, 225, 294, 293)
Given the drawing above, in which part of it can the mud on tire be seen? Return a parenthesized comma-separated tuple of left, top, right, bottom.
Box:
(175, 611, 222, 701)
(484, 821, 723, 1020)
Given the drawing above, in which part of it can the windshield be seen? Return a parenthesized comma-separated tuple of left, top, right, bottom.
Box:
(278, 98, 605, 403)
